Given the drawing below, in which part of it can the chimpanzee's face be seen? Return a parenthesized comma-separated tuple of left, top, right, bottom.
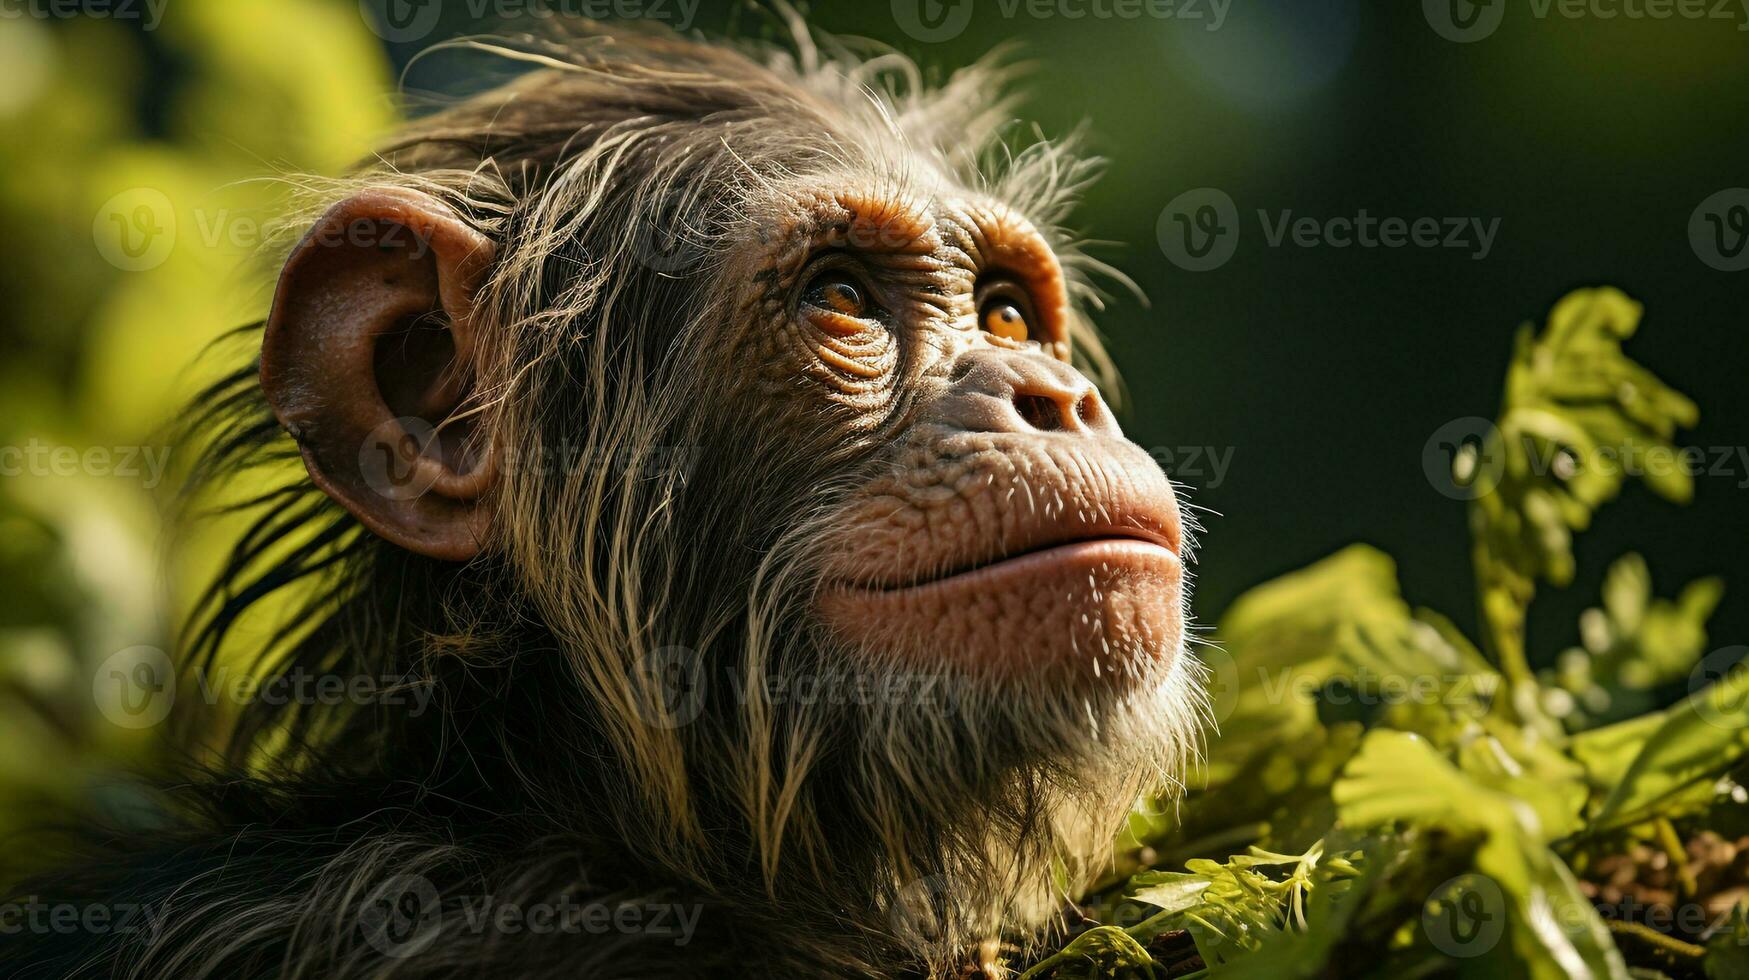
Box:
(709, 181, 1185, 697)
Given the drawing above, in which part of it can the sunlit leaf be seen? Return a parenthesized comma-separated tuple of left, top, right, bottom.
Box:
(1592, 661, 1749, 830)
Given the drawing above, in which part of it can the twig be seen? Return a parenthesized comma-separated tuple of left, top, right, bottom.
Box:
(1654, 818, 1698, 900)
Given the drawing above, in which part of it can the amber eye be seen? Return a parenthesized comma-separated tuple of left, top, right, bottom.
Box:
(980, 300, 1029, 342)
(802, 272, 871, 319)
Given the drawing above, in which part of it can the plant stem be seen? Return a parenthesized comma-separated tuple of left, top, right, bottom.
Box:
(1471, 532, 1564, 744)
(1654, 818, 1697, 899)
(1604, 918, 1705, 960)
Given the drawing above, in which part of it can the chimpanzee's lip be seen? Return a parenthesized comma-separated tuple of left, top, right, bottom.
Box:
(858, 528, 1178, 594)
(816, 530, 1184, 681)
(815, 455, 1186, 680)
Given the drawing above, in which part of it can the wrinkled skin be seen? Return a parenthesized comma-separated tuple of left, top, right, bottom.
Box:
(723, 186, 1184, 686)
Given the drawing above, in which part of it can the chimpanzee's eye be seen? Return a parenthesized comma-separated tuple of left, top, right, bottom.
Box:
(975, 280, 1037, 343)
(802, 271, 875, 320)
(980, 300, 1029, 342)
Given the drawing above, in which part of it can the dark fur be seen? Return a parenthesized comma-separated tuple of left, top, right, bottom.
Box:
(2, 18, 1192, 980)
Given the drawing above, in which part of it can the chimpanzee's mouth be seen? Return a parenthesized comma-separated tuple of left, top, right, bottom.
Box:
(865, 528, 1178, 594)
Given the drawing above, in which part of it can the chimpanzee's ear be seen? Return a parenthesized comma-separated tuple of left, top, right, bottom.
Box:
(261, 188, 498, 561)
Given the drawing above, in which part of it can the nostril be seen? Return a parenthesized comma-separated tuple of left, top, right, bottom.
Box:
(1015, 393, 1065, 432)
(1076, 392, 1101, 427)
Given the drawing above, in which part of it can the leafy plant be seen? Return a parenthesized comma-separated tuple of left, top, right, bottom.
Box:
(1024, 288, 1742, 979)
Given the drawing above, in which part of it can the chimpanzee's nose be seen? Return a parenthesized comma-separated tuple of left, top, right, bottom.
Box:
(937, 348, 1121, 438)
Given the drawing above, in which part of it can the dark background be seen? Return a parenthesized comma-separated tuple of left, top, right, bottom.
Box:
(371, 0, 1749, 661)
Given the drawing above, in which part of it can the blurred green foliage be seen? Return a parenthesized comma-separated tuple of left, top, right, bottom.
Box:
(0, 0, 391, 838)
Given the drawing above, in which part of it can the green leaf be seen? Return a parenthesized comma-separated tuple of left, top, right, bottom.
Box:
(1020, 925, 1156, 980)
(1128, 875, 1210, 917)
(1120, 841, 1360, 968)
(1570, 710, 1669, 799)
(1592, 658, 1749, 830)
(1540, 553, 1724, 731)
(1469, 288, 1698, 734)
(1706, 905, 1749, 980)
(1334, 731, 1629, 980)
